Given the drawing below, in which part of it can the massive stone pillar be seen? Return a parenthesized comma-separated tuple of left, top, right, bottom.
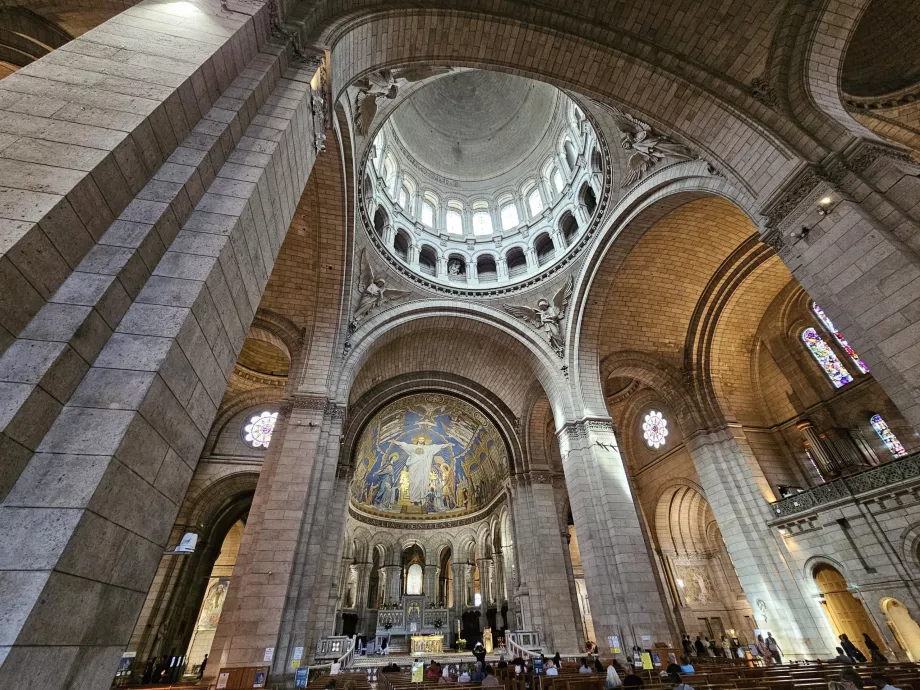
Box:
(424, 564, 439, 604)
(354, 563, 373, 633)
(386, 565, 403, 605)
(765, 145, 920, 430)
(557, 419, 672, 655)
(0, 1, 322, 685)
(508, 473, 583, 652)
(685, 424, 834, 656)
(477, 557, 492, 631)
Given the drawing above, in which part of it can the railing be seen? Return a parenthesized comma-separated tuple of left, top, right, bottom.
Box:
(313, 636, 357, 672)
(506, 631, 542, 659)
(769, 453, 920, 519)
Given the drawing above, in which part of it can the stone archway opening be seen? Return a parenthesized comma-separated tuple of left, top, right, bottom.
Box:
(814, 565, 877, 658)
(883, 598, 920, 661)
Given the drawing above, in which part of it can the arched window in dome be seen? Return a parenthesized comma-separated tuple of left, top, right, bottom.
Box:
(373, 207, 388, 237)
(398, 184, 409, 210)
(419, 245, 437, 276)
(580, 183, 597, 216)
(870, 413, 907, 458)
(552, 168, 565, 194)
(477, 254, 497, 283)
(506, 246, 527, 277)
(446, 201, 464, 235)
(383, 153, 397, 195)
(499, 196, 519, 230)
(812, 302, 869, 374)
(371, 132, 385, 171)
(535, 232, 555, 265)
(559, 211, 578, 245)
(564, 139, 578, 170)
(802, 327, 852, 388)
(394, 230, 410, 261)
(472, 202, 493, 235)
(569, 103, 583, 131)
(421, 201, 435, 227)
(526, 186, 544, 217)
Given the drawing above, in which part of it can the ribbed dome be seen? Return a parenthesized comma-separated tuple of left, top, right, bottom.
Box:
(390, 71, 558, 181)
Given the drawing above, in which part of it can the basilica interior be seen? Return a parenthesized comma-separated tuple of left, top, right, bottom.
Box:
(2, 1, 920, 689)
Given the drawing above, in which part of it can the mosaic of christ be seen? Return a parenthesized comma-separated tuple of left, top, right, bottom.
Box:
(351, 393, 509, 517)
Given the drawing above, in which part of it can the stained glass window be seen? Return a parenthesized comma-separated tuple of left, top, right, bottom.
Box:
(812, 302, 869, 374)
(870, 413, 907, 458)
(642, 410, 668, 449)
(802, 328, 852, 388)
(243, 410, 277, 449)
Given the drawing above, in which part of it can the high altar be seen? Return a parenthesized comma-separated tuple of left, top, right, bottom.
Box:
(411, 635, 444, 654)
(376, 595, 450, 648)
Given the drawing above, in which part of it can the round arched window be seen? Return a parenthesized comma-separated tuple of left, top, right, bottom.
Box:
(243, 410, 278, 449)
(642, 410, 668, 449)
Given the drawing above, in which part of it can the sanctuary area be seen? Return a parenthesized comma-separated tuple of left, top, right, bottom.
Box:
(1, 0, 920, 688)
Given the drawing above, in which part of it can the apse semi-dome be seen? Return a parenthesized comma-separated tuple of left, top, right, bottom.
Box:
(360, 69, 609, 293)
(350, 393, 510, 522)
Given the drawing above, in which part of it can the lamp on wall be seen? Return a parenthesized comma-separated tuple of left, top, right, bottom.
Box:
(164, 532, 198, 555)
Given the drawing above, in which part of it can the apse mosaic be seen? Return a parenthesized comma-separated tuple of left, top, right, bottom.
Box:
(351, 393, 509, 518)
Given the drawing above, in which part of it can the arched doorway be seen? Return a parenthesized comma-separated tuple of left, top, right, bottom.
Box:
(814, 565, 876, 657)
(883, 599, 920, 661)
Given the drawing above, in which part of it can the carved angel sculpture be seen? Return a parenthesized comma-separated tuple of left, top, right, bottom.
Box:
(504, 277, 574, 357)
(352, 249, 411, 327)
(354, 67, 452, 136)
(608, 107, 694, 187)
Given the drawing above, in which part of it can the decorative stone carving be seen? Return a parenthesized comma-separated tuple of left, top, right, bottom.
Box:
(749, 77, 778, 107)
(351, 249, 412, 329)
(761, 228, 785, 253)
(761, 167, 824, 230)
(607, 107, 695, 186)
(846, 141, 917, 174)
(504, 277, 573, 357)
(447, 258, 464, 276)
(354, 67, 452, 136)
(311, 90, 327, 153)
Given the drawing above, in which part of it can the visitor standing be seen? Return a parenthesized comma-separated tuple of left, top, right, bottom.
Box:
(862, 633, 887, 662)
(765, 632, 782, 664)
(694, 636, 706, 657)
(198, 653, 208, 680)
(840, 634, 866, 663)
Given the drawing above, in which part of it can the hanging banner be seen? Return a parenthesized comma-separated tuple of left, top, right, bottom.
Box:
(295, 667, 309, 688)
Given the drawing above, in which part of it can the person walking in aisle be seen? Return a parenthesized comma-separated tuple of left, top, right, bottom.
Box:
(765, 632, 782, 664)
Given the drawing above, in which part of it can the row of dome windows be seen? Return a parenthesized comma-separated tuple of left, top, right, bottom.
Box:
(376, 199, 595, 281)
(373, 135, 592, 237)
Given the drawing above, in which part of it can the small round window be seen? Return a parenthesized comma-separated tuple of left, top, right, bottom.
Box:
(642, 410, 668, 449)
(243, 410, 278, 449)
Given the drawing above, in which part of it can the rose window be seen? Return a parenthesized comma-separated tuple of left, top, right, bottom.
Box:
(243, 410, 278, 449)
(642, 410, 668, 449)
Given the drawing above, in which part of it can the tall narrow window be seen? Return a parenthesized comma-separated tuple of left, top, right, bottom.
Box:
(421, 201, 434, 227)
(553, 169, 564, 193)
(802, 328, 852, 388)
(473, 210, 492, 235)
(870, 414, 907, 458)
(813, 302, 869, 374)
(500, 201, 519, 230)
(446, 208, 463, 234)
(398, 185, 409, 209)
(527, 188, 544, 217)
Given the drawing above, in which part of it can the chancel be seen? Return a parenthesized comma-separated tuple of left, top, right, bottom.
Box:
(1, 0, 920, 688)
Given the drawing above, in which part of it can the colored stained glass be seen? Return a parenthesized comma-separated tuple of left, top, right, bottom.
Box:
(243, 410, 277, 449)
(812, 302, 869, 374)
(870, 414, 907, 458)
(802, 328, 852, 388)
(642, 410, 668, 449)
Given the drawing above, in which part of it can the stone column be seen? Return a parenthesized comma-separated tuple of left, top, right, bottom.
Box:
(0, 4, 321, 684)
(557, 419, 672, 654)
(424, 564, 439, 604)
(765, 148, 920, 430)
(797, 420, 837, 479)
(462, 563, 476, 609)
(477, 557, 492, 630)
(386, 565, 403, 606)
(508, 473, 583, 652)
(685, 424, 834, 656)
(451, 561, 463, 614)
(354, 563, 374, 633)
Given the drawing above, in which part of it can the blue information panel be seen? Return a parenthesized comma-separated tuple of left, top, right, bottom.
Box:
(295, 667, 309, 688)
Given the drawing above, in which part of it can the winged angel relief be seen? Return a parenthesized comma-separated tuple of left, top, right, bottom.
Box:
(504, 277, 573, 357)
(351, 249, 412, 329)
(354, 67, 452, 136)
(608, 107, 695, 187)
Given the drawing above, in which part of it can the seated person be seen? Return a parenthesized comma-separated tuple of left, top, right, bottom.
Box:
(458, 667, 471, 684)
(482, 666, 500, 687)
(580, 658, 593, 674)
(546, 661, 559, 676)
(497, 656, 508, 670)
(665, 653, 681, 676)
(871, 674, 900, 690)
(679, 656, 695, 675)
(623, 670, 644, 687)
(834, 647, 856, 664)
(471, 662, 485, 682)
(670, 673, 694, 690)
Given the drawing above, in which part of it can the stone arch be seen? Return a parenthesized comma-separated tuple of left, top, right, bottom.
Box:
(900, 522, 920, 581)
(654, 482, 713, 555)
(313, 5, 814, 188)
(338, 302, 572, 422)
(568, 167, 759, 415)
(202, 388, 284, 456)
